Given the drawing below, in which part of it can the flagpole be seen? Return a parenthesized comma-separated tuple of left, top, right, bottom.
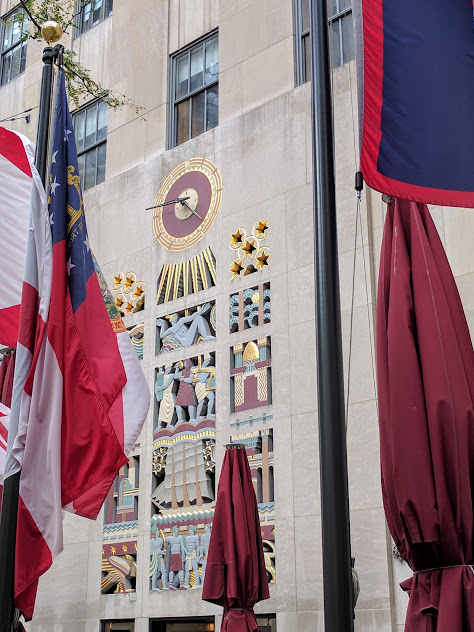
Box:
(0, 25, 62, 632)
(309, 1, 354, 630)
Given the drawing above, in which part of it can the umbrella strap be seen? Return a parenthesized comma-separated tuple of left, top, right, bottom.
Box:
(414, 564, 474, 574)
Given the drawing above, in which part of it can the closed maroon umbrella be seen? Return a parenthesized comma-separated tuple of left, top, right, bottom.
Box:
(377, 198, 474, 631)
(202, 443, 270, 631)
(0, 351, 15, 407)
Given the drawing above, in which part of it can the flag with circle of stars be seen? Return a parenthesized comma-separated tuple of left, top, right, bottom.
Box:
(49, 70, 95, 313)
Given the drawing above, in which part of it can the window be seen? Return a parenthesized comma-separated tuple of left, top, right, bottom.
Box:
(1, 7, 28, 86)
(169, 32, 218, 148)
(76, 0, 113, 36)
(295, 0, 354, 84)
(150, 618, 215, 632)
(102, 622, 134, 632)
(73, 100, 108, 190)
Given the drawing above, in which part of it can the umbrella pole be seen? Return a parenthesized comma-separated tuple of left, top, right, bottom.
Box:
(0, 44, 59, 632)
(309, 1, 354, 630)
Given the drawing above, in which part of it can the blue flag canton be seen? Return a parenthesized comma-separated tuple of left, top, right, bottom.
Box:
(49, 72, 95, 312)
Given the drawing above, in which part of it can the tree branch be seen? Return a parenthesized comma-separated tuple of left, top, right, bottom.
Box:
(18, 0, 42, 32)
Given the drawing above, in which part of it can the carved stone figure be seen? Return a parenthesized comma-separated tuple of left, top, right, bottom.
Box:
(155, 365, 178, 426)
(199, 523, 212, 585)
(175, 358, 197, 423)
(101, 554, 137, 593)
(166, 526, 186, 590)
(193, 357, 216, 420)
(150, 532, 168, 591)
(183, 525, 201, 588)
(157, 303, 214, 352)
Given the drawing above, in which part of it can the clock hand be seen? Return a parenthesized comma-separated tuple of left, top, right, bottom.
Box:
(180, 200, 203, 221)
(146, 196, 190, 211)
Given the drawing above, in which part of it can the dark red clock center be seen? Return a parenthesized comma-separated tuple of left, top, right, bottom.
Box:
(162, 171, 212, 238)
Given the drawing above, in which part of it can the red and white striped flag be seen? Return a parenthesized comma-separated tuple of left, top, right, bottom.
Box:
(3, 71, 150, 620)
(0, 401, 9, 513)
(0, 128, 34, 348)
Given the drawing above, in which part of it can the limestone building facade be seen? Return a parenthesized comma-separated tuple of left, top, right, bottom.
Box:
(0, 1, 472, 631)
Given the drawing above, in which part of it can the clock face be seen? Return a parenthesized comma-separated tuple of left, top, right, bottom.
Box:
(153, 158, 222, 251)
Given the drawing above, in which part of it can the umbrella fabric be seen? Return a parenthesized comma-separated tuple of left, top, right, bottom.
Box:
(377, 198, 474, 632)
(0, 352, 15, 407)
(202, 445, 269, 632)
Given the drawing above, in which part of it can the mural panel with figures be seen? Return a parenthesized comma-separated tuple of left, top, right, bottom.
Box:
(230, 283, 270, 333)
(128, 323, 144, 360)
(231, 429, 276, 584)
(151, 352, 216, 591)
(156, 301, 216, 354)
(230, 337, 271, 413)
(102, 456, 139, 594)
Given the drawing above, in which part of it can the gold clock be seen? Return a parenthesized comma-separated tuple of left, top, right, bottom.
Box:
(153, 158, 222, 251)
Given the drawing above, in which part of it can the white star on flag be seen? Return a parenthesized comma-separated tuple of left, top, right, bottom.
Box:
(49, 213, 54, 226)
(52, 150, 59, 164)
(64, 128, 72, 142)
(66, 257, 76, 276)
(50, 177, 60, 195)
(84, 235, 90, 252)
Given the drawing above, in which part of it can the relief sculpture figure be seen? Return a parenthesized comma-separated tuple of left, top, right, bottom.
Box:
(199, 523, 211, 585)
(166, 526, 186, 590)
(157, 303, 214, 352)
(183, 525, 201, 588)
(193, 357, 216, 421)
(150, 532, 168, 591)
(155, 365, 178, 426)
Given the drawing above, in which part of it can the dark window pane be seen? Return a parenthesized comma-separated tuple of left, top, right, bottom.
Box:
(85, 147, 97, 190)
(176, 99, 190, 145)
(206, 85, 218, 130)
(77, 153, 86, 189)
(105, 0, 114, 17)
(10, 46, 21, 80)
(302, 0, 310, 32)
(97, 100, 108, 142)
(330, 20, 341, 68)
(205, 37, 218, 84)
(97, 143, 106, 184)
(2, 19, 12, 50)
(191, 91, 205, 138)
(74, 110, 86, 152)
(20, 42, 27, 74)
(303, 33, 310, 83)
(190, 45, 204, 92)
(82, 3, 92, 33)
(85, 103, 98, 149)
(328, 0, 339, 19)
(92, 0, 103, 26)
(176, 54, 189, 99)
(342, 13, 355, 64)
(1, 54, 11, 84)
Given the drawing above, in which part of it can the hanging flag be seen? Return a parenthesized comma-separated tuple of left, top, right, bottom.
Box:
(0, 402, 9, 514)
(359, 0, 474, 207)
(0, 128, 34, 347)
(3, 69, 150, 620)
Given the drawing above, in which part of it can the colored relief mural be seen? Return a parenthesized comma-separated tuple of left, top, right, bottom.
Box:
(230, 337, 271, 413)
(113, 271, 145, 316)
(151, 352, 216, 591)
(229, 220, 270, 279)
(101, 456, 139, 594)
(230, 283, 271, 333)
(156, 247, 216, 305)
(156, 301, 216, 354)
(128, 323, 144, 360)
(231, 429, 276, 584)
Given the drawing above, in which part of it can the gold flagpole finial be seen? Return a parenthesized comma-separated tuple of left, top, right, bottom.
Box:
(41, 21, 63, 44)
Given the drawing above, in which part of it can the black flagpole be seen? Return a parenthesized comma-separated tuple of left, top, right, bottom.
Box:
(309, 0, 354, 630)
(0, 44, 58, 632)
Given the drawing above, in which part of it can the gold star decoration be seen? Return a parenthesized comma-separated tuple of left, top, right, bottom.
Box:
(122, 544, 128, 553)
(230, 259, 244, 279)
(125, 301, 134, 314)
(113, 274, 123, 289)
(255, 250, 270, 269)
(115, 296, 124, 309)
(230, 229, 245, 249)
(111, 546, 116, 554)
(241, 238, 257, 259)
(123, 275, 134, 289)
(253, 219, 269, 239)
(133, 285, 144, 299)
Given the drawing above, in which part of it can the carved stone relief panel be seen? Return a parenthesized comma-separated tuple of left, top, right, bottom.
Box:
(101, 456, 139, 594)
(156, 301, 216, 354)
(230, 337, 271, 413)
(156, 247, 216, 305)
(128, 323, 144, 360)
(231, 429, 276, 584)
(230, 283, 270, 333)
(151, 352, 216, 592)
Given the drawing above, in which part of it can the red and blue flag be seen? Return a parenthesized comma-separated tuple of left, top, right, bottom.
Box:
(360, 0, 474, 207)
